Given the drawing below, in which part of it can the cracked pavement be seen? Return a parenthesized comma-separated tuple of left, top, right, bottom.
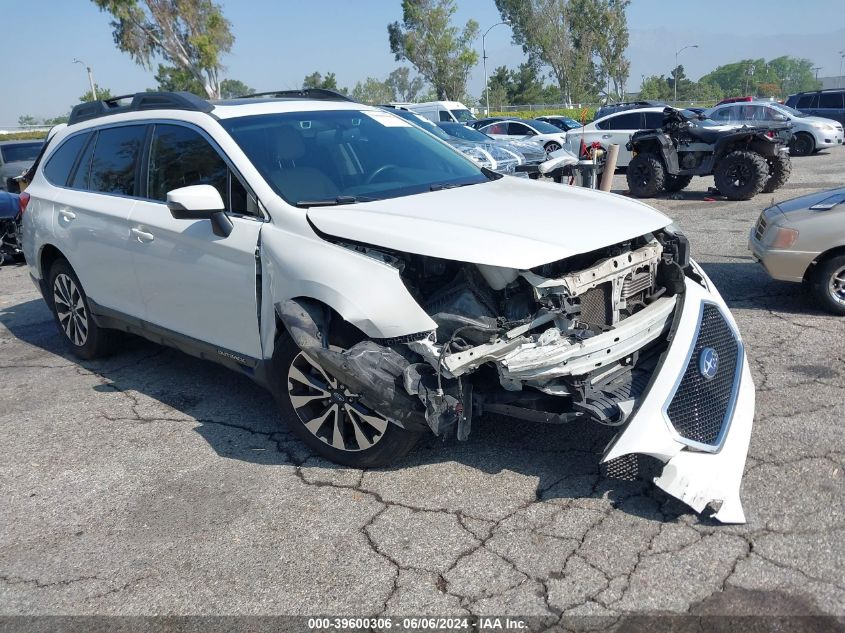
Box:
(0, 149, 843, 625)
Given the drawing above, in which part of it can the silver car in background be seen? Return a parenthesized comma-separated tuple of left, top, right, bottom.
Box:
(707, 101, 844, 157)
(0, 140, 44, 192)
(749, 186, 845, 314)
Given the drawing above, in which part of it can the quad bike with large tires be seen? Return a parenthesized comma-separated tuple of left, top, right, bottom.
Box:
(626, 108, 792, 201)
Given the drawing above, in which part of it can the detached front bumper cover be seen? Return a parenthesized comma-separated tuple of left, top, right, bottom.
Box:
(602, 278, 755, 523)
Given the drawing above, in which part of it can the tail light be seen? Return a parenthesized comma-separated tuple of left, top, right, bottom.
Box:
(18, 192, 30, 217)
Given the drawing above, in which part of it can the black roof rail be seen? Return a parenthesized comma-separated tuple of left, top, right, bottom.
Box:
(233, 88, 356, 102)
(68, 91, 213, 125)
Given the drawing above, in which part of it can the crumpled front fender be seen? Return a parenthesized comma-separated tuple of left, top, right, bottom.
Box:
(602, 276, 755, 523)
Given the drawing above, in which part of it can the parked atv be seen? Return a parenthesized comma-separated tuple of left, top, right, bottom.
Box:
(626, 108, 792, 201)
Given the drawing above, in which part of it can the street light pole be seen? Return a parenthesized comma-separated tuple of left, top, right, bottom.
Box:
(839, 51, 845, 88)
(483, 21, 509, 116)
(673, 44, 698, 103)
(73, 59, 97, 100)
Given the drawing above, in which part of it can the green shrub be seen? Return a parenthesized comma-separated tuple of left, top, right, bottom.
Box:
(0, 131, 49, 141)
(489, 107, 597, 122)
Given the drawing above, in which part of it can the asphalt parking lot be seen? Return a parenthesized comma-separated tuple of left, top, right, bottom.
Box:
(0, 149, 843, 625)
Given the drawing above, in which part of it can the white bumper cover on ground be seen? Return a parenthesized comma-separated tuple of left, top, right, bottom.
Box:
(602, 278, 755, 523)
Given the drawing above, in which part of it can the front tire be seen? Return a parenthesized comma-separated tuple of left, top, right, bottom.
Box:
(762, 154, 792, 193)
(48, 259, 119, 359)
(811, 255, 845, 316)
(544, 141, 562, 153)
(273, 334, 420, 467)
(626, 153, 666, 198)
(713, 151, 769, 200)
(789, 133, 815, 157)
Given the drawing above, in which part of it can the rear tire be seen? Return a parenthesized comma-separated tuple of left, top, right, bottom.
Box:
(626, 153, 666, 198)
(789, 133, 815, 157)
(665, 174, 693, 193)
(713, 151, 769, 201)
(762, 154, 792, 193)
(811, 255, 845, 316)
(272, 334, 421, 468)
(47, 259, 119, 359)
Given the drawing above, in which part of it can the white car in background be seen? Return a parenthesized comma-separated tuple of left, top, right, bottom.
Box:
(705, 101, 844, 157)
(404, 100, 476, 124)
(475, 119, 567, 153)
(560, 107, 668, 167)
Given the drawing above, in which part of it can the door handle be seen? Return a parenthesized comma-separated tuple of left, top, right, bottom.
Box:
(601, 134, 612, 139)
(58, 209, 76, 221)
(131, 227, 155, 243)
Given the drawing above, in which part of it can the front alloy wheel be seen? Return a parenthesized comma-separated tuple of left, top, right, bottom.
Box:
(287, 349, 389, 452)
(812, 255, 845, 316)
(545, 141, 562, 153)
(273, 334, 421, 467)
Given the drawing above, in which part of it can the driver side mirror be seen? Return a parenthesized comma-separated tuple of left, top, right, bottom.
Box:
(166, 185, 233, 238)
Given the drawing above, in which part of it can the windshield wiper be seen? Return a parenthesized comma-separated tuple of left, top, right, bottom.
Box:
(295, 195, 376, 208)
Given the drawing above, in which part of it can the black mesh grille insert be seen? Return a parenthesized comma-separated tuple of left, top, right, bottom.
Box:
(580, 283, 612, 326)
(667, 304, 740, 447)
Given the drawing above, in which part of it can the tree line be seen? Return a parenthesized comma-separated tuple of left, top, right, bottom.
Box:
(18, 0, 826, 126)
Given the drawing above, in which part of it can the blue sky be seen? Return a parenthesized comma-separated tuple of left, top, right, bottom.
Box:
(2, 0, 844, 125)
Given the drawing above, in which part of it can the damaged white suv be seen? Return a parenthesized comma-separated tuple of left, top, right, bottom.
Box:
(23, 90, 755, 523)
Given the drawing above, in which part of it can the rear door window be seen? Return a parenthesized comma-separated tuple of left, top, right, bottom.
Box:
(602, 112, 641, 130)
(88, 125, 147, 196)
(508, 122, 535, 136)
(43, 133, 90, 186)
(818, 92, 844, 109)
(796, 94, 818, 109)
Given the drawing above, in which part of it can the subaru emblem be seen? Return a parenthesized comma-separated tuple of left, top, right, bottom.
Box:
(698, 347, 719, 380)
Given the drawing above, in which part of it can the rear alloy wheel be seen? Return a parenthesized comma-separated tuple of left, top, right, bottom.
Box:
(811, 255, 845, 316)
(713, 151, 769, 201)
(626, 153, 666, 198)
(48, 259, 119, 359)
(544, 141, 562, 153)
(665, 174, 693, 193)
(789, 133, 815, 157)
(274, 335, 420, 467)
(762, 154, 792, 193)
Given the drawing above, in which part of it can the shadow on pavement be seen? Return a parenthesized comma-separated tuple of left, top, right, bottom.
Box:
(698, 259, 829, 317)
(1, 297, 689, 522)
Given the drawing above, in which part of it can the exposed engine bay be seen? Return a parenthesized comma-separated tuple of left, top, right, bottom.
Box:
(280, 226, 693, 441)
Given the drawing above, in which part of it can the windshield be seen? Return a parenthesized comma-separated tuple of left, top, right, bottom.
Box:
(220, 110, 491, 206)
(770, 103, 804, 118)
(527, 120, 563, 134)
(450, 108, 476, 123)
(438, 122, 490, 142)
(1, 142, 43, 163)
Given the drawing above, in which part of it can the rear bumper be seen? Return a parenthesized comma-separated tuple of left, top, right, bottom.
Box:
(602, 275, 754, 523)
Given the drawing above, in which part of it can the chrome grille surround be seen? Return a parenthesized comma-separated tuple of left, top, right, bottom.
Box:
(662, 301, 744, 453)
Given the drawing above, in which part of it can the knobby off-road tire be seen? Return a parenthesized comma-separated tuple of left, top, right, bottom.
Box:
(811, 255, 845, 316)
(665, 174, 693, 193)
(626, 153, 666, 198)
(713, 151, 769, 201)
(762, 154, 792, 193)
(48, 259, 120, 359)
(272, 334, 421, 468)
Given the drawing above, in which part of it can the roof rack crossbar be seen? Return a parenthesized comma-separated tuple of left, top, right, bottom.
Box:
(68, 91, 213, 126)
(233, 88, 356, 102)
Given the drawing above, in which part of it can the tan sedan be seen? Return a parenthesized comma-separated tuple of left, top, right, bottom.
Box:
(749, 186, 845, 314)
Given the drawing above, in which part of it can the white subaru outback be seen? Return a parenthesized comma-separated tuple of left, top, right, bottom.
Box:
(22, 90, 755, 522)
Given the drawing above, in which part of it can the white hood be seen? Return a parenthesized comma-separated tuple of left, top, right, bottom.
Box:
(307, 178, 670, 269)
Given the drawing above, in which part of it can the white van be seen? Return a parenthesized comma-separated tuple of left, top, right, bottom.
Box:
(405, 100, 475, 124)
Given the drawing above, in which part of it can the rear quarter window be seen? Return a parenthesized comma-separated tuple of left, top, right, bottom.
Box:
(43, 133, 91, 187)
